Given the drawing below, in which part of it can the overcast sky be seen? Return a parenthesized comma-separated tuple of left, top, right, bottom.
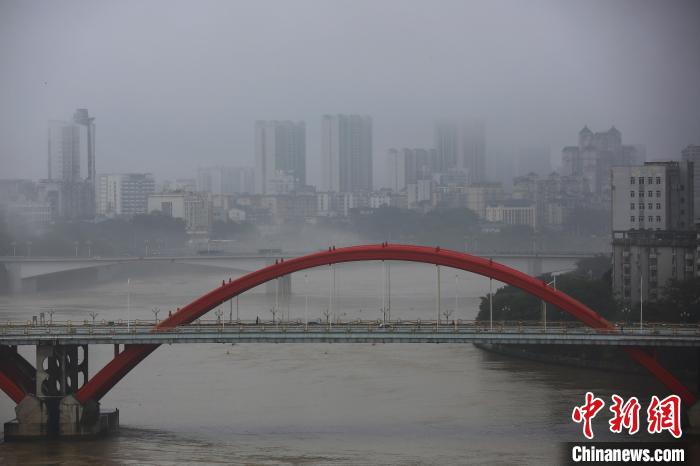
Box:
(1, 0, 699, 186)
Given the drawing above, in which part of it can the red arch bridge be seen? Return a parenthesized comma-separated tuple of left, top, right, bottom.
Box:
(2, 244, 699, 439)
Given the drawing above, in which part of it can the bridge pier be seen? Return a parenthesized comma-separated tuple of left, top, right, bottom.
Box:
(3, 344, 119, 440)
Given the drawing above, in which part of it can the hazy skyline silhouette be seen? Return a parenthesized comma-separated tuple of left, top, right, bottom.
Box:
(1, 0, 699, 186)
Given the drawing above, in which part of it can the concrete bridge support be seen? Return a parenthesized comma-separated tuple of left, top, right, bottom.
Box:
(3, 344, 119, 440)
(264, 258, 291, 300)
(527, 257, 543, 277)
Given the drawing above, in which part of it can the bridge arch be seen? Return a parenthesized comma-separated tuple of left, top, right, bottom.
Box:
(66, 244, 694, 405)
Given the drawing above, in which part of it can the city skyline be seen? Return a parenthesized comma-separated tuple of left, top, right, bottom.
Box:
(2, 0, 699, 185)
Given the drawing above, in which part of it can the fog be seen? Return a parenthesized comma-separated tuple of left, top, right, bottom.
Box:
(1, 0, 699, 185)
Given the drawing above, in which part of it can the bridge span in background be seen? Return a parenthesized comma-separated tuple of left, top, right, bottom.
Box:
(0, 250, 602, 294)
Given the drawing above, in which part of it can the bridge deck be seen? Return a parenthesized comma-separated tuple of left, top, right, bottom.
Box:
(2, 321, 699, 347)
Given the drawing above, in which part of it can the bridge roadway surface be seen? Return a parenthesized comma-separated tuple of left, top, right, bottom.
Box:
(2, 320, 699, 347)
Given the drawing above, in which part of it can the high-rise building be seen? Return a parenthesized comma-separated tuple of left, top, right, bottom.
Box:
(255, 121, 306, 194)
(561, 126, 643, 202)
(434, 118, 485, 183)
(97, 173, 155, 216)
(321, 114, 373, 192)
(681, 144, 700, 226)
(612, 230, 700, 303)
(73, 109, 96, 184)
(47, 114, 95, 219)
(611, 161, 694, 233)
(48, 121, 80, 183)
(386, 148, 434, 192)
(611, 160, 697, 304)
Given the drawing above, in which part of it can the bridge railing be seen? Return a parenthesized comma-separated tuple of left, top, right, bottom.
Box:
(2, 319, 699, 338)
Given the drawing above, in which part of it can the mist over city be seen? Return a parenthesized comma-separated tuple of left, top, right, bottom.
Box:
(1, 1, 700, 464)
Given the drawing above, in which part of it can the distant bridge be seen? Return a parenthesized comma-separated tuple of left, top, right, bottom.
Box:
(0, 250, 602, 293)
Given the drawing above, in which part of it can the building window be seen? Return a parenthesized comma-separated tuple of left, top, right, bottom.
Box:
(639, 191, 644, 197)
(656, 203, 661, 209)
(630, 191, 635, 197)
(631, 216, 635, 222)
(656, 216, 661, 222)
(161, 201, 173, 216)
(648, 203, 653, 210)
(656, 191, 661, 197)
(630, 203, 635, 210)
(639, 203, 644, 209)
(648, 216, 653, 222)
(647, 177, 653, 184)
(630, 177, 636, 184)
(656, 177, 661, 184)
(639, 177, 644, 184)
(648, 190, 653, 197)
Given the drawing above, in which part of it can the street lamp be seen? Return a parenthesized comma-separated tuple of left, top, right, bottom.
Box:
(436, 265, 441, 328)
(151, 307, 161, 324)
(48, 309, 55, 326)
(454, 273, 459, 318)
(86, 240, 92, 257)
(126, 278, 132, 331)
(89, 311, 99, 326)
(10, 241, 16, 257)
(304, 273, 309, 330)
(542, 271, 566, 331)
(442, 308, 453, 324)
(74, 241, 79, 257)
(489, 277, 493, 331)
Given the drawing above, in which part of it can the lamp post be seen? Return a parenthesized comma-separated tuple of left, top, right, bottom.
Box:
(215, 308, 223, 329)
(639, 271, 644, 331)
(11, 241, 16, 257)
(151, 307, 161, 324)
(89, 311, 98, 326)
(275, 277, 280, 323)
(436, 265, 441, 328)
(86, 240, 92, 257)
(489, 277, 493, 331)
(454, 273, 459, 318)
(304, 273, 309, 330)
(381, 261, 386, 324)
(48, 309, 55, 326)
(74, 241, 79, 257)
(542, 272, 565, 332)
(126, 278, 131, 331)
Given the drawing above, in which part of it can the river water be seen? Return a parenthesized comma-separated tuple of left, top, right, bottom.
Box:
(0, 261, 678, 465)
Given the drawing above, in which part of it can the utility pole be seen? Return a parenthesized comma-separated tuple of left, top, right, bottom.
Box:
(151, 307, 160, 324)
(489, 277, 493, 331)
(640, 272, 644, 331)
(126, 278, 131, 331)
(382, 261, 386, 323)
(304, 273, 309, 329)
(436, 265, 441, 328)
